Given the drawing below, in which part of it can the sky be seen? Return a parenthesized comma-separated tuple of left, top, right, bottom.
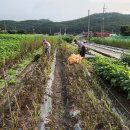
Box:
(0, 0, 130, 22)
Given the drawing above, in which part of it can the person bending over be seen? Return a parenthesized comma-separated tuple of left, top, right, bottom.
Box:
(42, 39, 51, 57)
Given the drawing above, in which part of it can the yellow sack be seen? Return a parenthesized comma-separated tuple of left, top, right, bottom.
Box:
(68, 54, 83, 65)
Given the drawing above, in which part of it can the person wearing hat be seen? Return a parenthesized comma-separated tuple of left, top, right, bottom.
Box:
(42, 39, 51, 57)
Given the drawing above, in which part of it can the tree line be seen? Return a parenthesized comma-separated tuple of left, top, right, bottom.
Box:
(0, 13, 130, 35)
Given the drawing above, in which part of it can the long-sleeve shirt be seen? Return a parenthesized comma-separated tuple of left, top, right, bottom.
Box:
(43, 41, 51, 48)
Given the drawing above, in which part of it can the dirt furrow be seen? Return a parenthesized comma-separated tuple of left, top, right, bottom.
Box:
(43, 50, 65, 129)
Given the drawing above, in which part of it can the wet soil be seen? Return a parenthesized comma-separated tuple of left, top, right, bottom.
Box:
(43, 50, 83, 129)
(44, 50, 65, 129)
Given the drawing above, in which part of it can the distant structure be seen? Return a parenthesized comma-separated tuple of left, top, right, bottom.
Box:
(82, 31, 93, 37)
(64, 27, 67, 35)
(54, 32, 61, 35)
(94, 32, 110, 37)
(54, 28, 62, 35)
(81, 31, 110, 37)
(110, 34, 117, 37)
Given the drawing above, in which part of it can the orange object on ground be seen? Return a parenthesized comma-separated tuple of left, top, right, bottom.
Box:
(68, 54, 83, 65)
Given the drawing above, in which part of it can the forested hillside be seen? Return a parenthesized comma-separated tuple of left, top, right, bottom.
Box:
(0, 13, 130, 34)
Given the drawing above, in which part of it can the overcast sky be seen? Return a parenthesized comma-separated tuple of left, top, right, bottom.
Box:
(0, 0, 130, 22)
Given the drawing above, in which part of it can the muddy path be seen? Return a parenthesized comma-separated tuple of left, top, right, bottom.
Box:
(42, 50, 66, 129)
(41, 48, 124, 130)
(41, 49, 82, 129)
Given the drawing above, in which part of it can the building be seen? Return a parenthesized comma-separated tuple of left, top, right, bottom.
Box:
(82, 31, 93, 37)
(94, 32, 110, 37)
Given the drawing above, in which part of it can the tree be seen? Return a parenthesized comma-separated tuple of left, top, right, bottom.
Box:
(0, 28, 8, 34)
(17, 30, 26, 34)
(120, 26, 130, 36)
(8, 30, 16, 34)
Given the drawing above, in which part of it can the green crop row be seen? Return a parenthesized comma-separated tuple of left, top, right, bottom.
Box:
(90, 37, 130, 49)
(93, 55, 130, 99)
(0, 34, 64, 69)
(0, 35, 62, 87)
(0, 34, 45, 68)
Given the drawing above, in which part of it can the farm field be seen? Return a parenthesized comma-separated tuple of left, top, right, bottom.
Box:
(85, 43, 122, 59)
(0, 34, 130, 129)
(0, 34, 44, 86)
(0, 34, 43, 68)
(90, 37, 130, 49)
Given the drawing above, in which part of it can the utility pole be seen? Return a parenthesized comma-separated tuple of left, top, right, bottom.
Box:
(102, 4, 106, 36)
(101, 25, 102, 34)
(64, 27, 67, 35)
(50, 27, 52, 34)
(112, 29, 114, 34)
(14, 25, 17, 33)
(33, 25, 35, 34)
(87, 9, 90, 38)
(4, 21, 7, 32)
(59, 28, 61, 35)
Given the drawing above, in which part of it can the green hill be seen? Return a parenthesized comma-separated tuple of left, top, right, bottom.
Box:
(0, 12, 130, 34)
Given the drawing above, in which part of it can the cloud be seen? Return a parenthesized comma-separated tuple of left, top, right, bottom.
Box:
(0, 0, 130, 21)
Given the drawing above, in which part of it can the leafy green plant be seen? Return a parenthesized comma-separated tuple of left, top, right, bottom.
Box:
(121, 54, 130, 66)
(94, 55, 130, 99)
(0, 79, 5, 87)
(62, 35, 75, 43)
(7, 69, 16, 77)
(8, 79, 16, 85)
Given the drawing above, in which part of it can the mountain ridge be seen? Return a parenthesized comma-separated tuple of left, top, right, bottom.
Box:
(0, 12, 130, 34)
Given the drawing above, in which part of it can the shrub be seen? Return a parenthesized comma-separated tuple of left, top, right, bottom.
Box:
(62, 35, 75, 43)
